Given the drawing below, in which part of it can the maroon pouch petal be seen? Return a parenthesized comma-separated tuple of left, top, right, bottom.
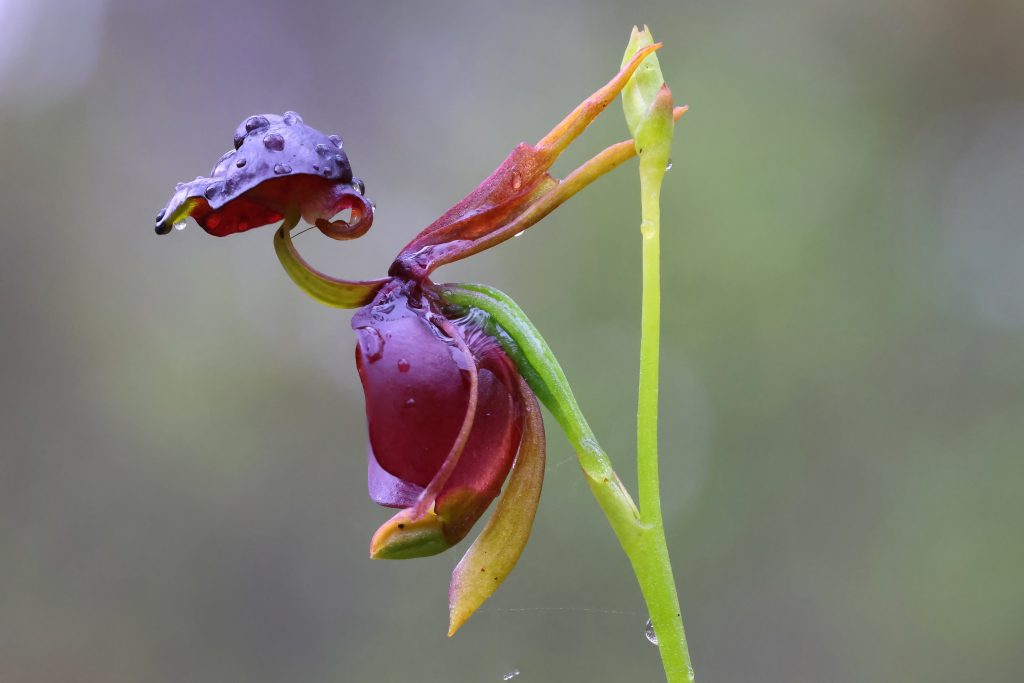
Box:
(354, 284, 525, 547)
(432, 343, 522, 545)
(353, 286, 470, 488)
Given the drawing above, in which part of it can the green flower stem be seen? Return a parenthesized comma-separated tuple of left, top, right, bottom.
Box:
(441, 282, 693, 682)
(622, 26, 693, 682)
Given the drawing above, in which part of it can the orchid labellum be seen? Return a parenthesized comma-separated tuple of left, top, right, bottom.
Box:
(155, 43, 685, 636)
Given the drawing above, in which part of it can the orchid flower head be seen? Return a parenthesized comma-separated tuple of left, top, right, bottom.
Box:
(153, 42, 680, 635)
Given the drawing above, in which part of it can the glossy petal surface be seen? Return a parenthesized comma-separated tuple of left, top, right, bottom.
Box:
(355, 286, 523, 548)
(154, 112, 370, 237)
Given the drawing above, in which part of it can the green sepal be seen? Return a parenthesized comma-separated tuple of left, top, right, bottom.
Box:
(448, 378, 545, 636)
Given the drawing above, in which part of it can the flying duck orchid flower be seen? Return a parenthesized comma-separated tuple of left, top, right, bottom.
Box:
(155, 42, 685, 637)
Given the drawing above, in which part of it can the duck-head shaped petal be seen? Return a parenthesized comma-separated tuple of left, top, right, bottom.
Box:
(154, 112, 372, 239)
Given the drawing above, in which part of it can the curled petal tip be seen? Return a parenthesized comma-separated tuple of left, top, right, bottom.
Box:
(314, 190, 374, 240)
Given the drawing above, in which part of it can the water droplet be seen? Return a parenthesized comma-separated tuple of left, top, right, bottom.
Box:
(510, 170, 523, 190)
(513, 230, 525, 238)
(335, 153, 345, 164)
(404, 397, 416, 408)
(329, 134, 343, 148)
(155, 209, 166, 223)
(315, 143, 330, 155)
(322, 167, 333, 177)
(397, 359, 410, 373)
(273, 163, 292, 175)
(263, 133, 285, 151)
(502, 671, 520, 681)
(352, 177, 365, 195)
(235, 158, 247, 168)
(665, 159, 673, 171)
(357, 327, 385, 362)
(282, 110, 303, 125)
(245, 115, 270, 132)
(644, 618, 658, 646)
(203, 183, 223, 200)
(173, 220, 186, 231)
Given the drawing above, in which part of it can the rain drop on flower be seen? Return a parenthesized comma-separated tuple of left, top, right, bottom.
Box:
(244, 115, 269, 133)
(502, 671, 520, 681)
(665, 159, 673, 171)
(173, 220, 186, 231)
(263, 133, 286, 151)
(644, 617, 658, 646)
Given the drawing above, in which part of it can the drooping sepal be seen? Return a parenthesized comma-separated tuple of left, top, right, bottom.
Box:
(448, 377, 545, 636)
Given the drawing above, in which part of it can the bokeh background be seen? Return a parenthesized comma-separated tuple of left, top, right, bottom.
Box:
(2, 0, 1023, 681)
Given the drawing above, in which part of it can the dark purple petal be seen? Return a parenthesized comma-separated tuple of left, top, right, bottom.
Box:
(155, 112, 368, 237)
(353, 285, 469, 487)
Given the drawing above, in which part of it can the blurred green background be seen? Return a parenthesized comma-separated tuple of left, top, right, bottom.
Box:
(2, 0, 1023, 681)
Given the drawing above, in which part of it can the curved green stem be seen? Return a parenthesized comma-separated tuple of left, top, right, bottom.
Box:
(441, 282, 692, 682)
(441, 285, 643, 543)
